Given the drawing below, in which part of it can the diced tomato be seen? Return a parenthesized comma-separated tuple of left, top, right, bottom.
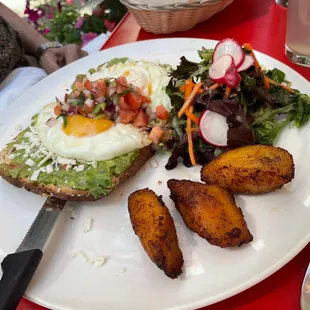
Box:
(97, 79, 108, 96)
(119, 97, 131, 110)
(84, 79, 93, 91)
(133, 109, 149, 128)
(116, 76, 129, 94)
(125, 92, 145, 111)
(78, 103, 94, 116)
(117, 76, 128, 86)
(74, 81, 84, 91)
(156, 104, 168, 120)
(119, 109, 136, 124)
(54, 104, 62, 116)
(149, 126, 164, 145)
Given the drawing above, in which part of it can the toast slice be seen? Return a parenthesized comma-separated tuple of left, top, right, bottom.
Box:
(0, 128, 154, 201)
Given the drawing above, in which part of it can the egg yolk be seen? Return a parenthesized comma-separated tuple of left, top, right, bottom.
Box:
(63, 115, 113, 137)
(148, 83, 152, 96)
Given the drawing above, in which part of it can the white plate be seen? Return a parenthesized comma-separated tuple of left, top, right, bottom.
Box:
(0, 38, 309, 310)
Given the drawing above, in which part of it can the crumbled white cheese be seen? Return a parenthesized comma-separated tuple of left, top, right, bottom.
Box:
(57, 157, 76, 166)
(8, 154, 16, 160)
(74, 164, 85, 172)
(89, 256, 106, 268)
(77, 250, 89, 262)
(38, 152, 54, 167)
(14, 124, 23, 131)
(30, 170, 40, 181)
(25, 158, 35, 167)
(13, 144, 28, 150)
(90, 161, 97, 168)
(65, 164, 72, 171)
(149, 159, 158, 168)
(46, 164, 53, 174)
(84, 218, 93, 233)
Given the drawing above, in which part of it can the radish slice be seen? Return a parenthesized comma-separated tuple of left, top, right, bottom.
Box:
(237, 54, 255, 72)
(224, 68, 241, 88)
(199, 110, 228, 147)
(209, 55, 241, 88)
(209, 55, 234, 82)
(213, 38, 245, 68)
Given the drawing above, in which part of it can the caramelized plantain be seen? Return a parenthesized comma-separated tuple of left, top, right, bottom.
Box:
(167, 179, 253, 248)
(201, 145, 294, 194)
(128, 188, 184, 279)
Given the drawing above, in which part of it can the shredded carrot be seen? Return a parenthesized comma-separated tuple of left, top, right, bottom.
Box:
(184, 78, 194, 100)
(264, 77, 270, 89)
(180, 84, 186, 92)
(209, 83, 220, 90)
(178, 82, 202, 118)
(224, 87, 231, 99)
(187, 105, 196, 166)
(186, 111, 199, 124)
(243, 43, 260, 71)
(188, 127, 199, 132)
(197, 87, 204, 94)
(264, 76, 295, 93)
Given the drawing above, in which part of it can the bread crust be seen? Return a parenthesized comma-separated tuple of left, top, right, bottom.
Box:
(0, 145, 154, 201)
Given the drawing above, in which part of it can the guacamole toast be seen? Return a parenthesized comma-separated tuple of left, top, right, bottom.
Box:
(0, 127, 154, 201)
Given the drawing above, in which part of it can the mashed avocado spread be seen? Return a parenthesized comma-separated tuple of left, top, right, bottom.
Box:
(0, 117, 139, 198)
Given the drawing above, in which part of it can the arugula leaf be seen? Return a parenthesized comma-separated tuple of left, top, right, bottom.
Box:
(294, 93, 310, 127)
(198, 47, 213, 62)
(240, 72, 257, 86)
(266, 68, 286, 83)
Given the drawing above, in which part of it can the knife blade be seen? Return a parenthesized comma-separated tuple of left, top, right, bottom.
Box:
(301, 264, 310, 310)
(0, 197, 66, 310)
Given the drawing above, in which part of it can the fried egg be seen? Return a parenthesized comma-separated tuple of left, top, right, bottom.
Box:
(87, 60, 172, 113)
(35, 103, 152, 161)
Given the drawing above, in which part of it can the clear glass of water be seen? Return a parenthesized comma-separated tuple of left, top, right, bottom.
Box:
(285, 0, 310, 67)
(275, 0, 288, 7)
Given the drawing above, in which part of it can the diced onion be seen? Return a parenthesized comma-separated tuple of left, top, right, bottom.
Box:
(46, 117, 58, 127)
(84, 98, 94, 107)
(96, 96, 106, 103)
(62, 102, 70, 112)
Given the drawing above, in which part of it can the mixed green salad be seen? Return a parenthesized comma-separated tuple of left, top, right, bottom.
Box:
(163, 39, 310, 170)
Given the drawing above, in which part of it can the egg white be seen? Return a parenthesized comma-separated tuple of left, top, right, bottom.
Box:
(35, 103, 152, 161)
(87, 60, 172, 113)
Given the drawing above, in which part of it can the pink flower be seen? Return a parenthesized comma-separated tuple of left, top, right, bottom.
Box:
(43, 29, 50, 34)
(81, 32, 98, 47)
(47, 13, 53, 19)
(80, 0, 86, 6)
(75, 16, 85, 29)
(66, 0, 75, 5)
(104, 20, 117, 32)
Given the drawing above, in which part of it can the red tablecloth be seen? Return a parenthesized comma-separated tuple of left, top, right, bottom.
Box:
(19, 0, 310, 309)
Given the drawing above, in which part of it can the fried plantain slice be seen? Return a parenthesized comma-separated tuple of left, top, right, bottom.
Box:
(167, 179, 253, 248)
(201, 145, 294, 194)
(128, 188, 184, 279)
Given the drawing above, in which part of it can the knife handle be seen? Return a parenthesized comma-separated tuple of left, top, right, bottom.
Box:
(0, 249, 43, 310)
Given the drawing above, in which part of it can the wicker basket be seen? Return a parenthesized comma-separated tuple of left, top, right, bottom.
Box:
(120, 0, 234, 34)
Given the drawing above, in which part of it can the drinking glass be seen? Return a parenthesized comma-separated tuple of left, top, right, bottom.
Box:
(285, 0, 310, 67)
(275, 0, 287, 7)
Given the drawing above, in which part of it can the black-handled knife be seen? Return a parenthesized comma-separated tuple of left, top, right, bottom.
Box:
(0, 197, 66, 310)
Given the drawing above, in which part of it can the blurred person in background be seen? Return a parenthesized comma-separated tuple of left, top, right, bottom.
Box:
(0, 2, 87, 111)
